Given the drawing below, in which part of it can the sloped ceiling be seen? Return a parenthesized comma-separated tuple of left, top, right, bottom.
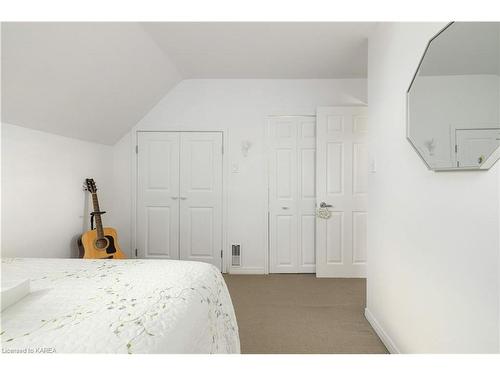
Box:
(1, 22, 374, 144)
(1, 23, 182, 144)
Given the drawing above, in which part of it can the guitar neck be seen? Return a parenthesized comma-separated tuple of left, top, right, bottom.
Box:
(91, 193, 105, 239)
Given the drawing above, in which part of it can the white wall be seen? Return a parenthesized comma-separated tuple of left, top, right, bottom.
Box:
(1, 123, 114, 258)
(111, 132, 132, 257)
(367, 23, 500, 353)
(113, 79, 367, 272)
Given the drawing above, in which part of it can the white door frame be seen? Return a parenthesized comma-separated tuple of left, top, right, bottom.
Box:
(265, 115, 316, 274)
(131, 130, 230, 273)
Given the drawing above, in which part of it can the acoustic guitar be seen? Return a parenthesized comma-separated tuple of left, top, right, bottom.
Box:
(78, 178, 126, 259)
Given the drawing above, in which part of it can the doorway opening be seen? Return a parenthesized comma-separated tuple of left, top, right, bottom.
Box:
(266, 107, 368, 277)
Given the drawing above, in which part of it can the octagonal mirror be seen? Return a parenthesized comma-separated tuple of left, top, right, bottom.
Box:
(407, 22, 500, 170)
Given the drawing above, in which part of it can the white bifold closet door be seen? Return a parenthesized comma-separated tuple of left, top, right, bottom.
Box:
(137, 132, 223, 270)
(268, 117, 316, 273)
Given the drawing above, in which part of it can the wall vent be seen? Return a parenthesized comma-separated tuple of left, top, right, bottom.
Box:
(231, 244, 241, 266)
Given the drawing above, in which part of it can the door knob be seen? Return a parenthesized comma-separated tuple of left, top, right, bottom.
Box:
(319, 202, 333, 208)
(179, 197, 187, 200)
(171, 197, 179, 200)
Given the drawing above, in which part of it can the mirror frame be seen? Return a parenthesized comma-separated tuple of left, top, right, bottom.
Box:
(406, 21, 500, 171)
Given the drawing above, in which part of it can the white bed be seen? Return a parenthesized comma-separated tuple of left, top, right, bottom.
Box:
(1, 258, 240, 354)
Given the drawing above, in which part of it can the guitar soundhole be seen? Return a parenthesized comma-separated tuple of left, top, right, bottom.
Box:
(95, 238, 109, 250)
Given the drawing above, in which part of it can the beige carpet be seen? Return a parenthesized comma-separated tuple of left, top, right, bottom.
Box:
(223, 274, 388, 354)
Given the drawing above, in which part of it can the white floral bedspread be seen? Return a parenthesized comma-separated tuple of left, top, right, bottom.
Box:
(1, 258, 240, 354)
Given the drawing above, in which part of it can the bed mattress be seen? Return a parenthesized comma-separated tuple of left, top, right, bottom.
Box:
(1, 258, 240, 354)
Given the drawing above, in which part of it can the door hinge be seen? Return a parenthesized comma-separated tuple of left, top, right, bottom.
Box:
(221, 249, 223, 258)
(455, 144, 458, 153)
(135, 145, 138, 154)
(135, 249, 138, 257)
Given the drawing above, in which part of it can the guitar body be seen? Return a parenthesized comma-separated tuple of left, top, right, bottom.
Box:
(79, 227, 127, 259)
(80, 179, 126, 260)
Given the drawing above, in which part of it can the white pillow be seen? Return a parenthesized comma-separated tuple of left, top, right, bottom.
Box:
(1, 278, 30, 311)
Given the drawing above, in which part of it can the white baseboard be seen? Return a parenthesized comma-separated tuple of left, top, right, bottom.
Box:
(365, 308, 400, 354)
(228, 267, 266, 275)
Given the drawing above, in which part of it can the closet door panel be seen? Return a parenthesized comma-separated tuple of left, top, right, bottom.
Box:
(268, 118, 298, 273)
(297, 118, 316, 273)
(179, 132, 223, 269)
(137, 132, 180, 259)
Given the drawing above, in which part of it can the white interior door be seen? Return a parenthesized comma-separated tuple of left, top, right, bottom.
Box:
(137, 131, 223, 270)
(315, 107, 368, 278)
(179, 132, 223, 269)
(137, 132, 180, 259)
(268, 116, 316, 273)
